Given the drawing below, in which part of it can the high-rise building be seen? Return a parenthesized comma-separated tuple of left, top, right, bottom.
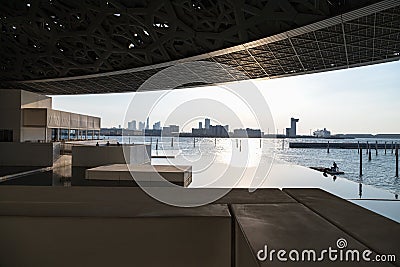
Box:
(128, 120, 137, 130)
(138, 121, 145, 131)
(153, 121, 161, 130)
(146, 117, 150, 130)
(199, 122, 202, 129)
(205, 118, 210, 129)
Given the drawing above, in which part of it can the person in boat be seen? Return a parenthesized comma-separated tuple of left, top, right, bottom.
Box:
(331, 162, 338, 172)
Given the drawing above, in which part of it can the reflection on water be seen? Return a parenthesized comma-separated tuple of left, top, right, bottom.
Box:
(135, 137, 400, 194)
(146, 136, 400, 222)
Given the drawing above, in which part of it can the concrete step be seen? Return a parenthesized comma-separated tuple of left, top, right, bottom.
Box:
(232, 203, 391, 266)
(284, 188, 400, 265)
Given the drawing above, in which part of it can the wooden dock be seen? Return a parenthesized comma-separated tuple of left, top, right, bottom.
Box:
(290, 142, 395, 149)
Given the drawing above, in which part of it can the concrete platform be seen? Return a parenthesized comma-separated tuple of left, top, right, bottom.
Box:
(214, 188, 296, 204)
(86, 164, 192, 187)
(284, 188, 400, 264)
(232, 203, 386, 266)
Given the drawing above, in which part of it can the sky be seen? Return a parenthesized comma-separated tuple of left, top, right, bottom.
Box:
(52, 60, 400, 135)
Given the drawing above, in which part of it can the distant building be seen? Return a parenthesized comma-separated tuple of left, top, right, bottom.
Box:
(199, 122, 202, 129)
(138, 121, 145, 131)
(313, 128, 331, 138)
(233, 128, 262, 138)
(191, 128, 207, 136)
(192, 122, 229, 137)
(162, 125, 180, 136)
(124, 129, 143, 136)
(209, 125, 229, 137)
(144, 129, 161, 136)
(128, 120, 137, 130)
(100, 128, 123, 136)
(286, 118, 299, 137)
(205, 118, 210, 129)
(118, 125, 121, 129)
(146, 117, 150, 130)
(169, 125, 179, 134)
(0, 89, 101, 142)
(153, 121, 161, 130)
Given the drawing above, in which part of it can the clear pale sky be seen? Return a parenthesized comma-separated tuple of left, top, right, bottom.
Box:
(52, 60, 400, 135)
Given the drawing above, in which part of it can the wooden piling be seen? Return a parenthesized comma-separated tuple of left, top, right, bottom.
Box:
(327, 141, 330, 154)
(156, 138, 159, 151)
(282, 139, 284, 150)
(171, 138, 173, 147)
(375, 141, 378, 156)
(396, 144, 399, 178)
(193, 138, 196, 148)
(366, 141, 369, 155)
(239, 140, 242, 152)
(368, 145, 372, 161)
(392, 141, 394, 154)
(359, 147, 362, 177)
(260, 139, 262, 148)
(357, 141, 360, 154)
(385, 141, 387, 155)
(215, 138, 217, 147)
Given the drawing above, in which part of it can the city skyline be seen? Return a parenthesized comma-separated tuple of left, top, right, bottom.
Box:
(52, 60, 400, 135)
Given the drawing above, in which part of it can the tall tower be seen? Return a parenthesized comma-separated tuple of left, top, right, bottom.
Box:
(290, 118, 299, 137)
(146, 117, 150, 130)
(205, 118, 210, 129)
(199, 122, 202, 129)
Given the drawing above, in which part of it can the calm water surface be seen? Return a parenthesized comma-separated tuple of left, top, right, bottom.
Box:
(108, 136, 400, 195)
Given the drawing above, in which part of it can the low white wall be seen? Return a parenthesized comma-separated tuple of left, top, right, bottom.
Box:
(72, 144, 151, 167)
(0, 142, 54, 167)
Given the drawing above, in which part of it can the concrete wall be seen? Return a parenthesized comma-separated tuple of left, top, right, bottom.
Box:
(20, 90, 52, 109)
(20, 127, 47, 142)
(0, 89, 22, 142)
(45, 109, 100, 130)
(72, 145, 151, 167)
(0, 90, 50, 142)
(0, 142, 55, 167)
(22, 109, 47, 127)
(72, 144, 151, 186)
(0, 202, 231, 267)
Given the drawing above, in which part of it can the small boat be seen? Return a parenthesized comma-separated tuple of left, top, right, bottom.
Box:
(310, 166, 345, 175)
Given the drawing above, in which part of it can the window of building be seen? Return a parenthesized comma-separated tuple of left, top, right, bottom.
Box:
(60, 129, 69, 140)
(69, 129, 77, 140)
(51, 128, 59, 141)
